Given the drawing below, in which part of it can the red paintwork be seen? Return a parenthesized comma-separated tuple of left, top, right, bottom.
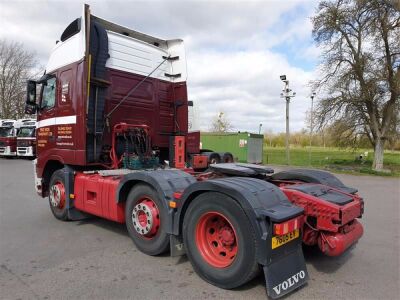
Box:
(191, 154, 208, 170)
(173, 191, 183, 200)
(318, 220, 363, 256)
(74, 173, 125, 223)
(71, 167, 363, 257)
(171, 136, 185, 169)
(281, 184, 363, 232)
(302, 225, 319, 246)
(279, 184, 363, 255)
(195, 211, 238, 268)
(134, 197, 161, 239)
(0, 137, 17, 154)
(53, 181, 66, 209)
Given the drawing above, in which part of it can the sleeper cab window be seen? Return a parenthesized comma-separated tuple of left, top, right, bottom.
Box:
(60, 69, 72, 105)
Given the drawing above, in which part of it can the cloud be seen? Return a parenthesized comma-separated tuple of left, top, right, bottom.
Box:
(0, 0, 321, 133)
(188, 50, 315, 132)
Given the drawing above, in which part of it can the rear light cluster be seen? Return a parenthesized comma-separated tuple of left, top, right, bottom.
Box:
(274, 216, 302, 236)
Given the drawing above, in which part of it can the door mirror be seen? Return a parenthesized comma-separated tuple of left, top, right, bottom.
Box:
(26, 80, 36, 103)
(25, 80, 37, 114)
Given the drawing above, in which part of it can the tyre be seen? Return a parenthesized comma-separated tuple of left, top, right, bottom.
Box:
(48, 169, 69, 221)
(209, 153, 221, 165)
(222, 152, 234, 163)
(183, 192, 259, 289)
(125, 184, 169, 255)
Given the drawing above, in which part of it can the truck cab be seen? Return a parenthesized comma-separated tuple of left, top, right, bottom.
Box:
(17, 119, 37, 158)
(24, 4, 189, 196)
(0, 119, 18, 157)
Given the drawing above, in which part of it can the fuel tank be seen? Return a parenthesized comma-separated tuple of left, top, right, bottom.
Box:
(318, 220, 364, 256)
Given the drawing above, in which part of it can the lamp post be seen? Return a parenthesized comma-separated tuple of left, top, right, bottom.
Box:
(309, 92, 316, 166)
(280, 75, 296, 165)
(258, 123, 262, 134)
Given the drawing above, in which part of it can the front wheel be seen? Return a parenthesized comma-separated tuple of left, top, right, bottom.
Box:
(125, 184, 169, 255)
(183, 192, 259, 289)
(48, 169, 69, 221)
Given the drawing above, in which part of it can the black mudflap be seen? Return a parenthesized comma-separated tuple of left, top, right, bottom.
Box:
(263, 247, 308, 299)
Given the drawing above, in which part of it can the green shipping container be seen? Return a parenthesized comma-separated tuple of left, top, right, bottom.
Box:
(200, 132, 264, 163)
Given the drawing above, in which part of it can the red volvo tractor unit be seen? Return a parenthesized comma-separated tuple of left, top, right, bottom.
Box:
(25, 5, 363, 298)
(0, 119, 19, 157)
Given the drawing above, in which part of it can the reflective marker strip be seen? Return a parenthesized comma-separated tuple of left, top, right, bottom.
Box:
(36, 115, 77, 129)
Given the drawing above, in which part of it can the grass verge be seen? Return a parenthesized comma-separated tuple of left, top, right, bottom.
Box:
(263, 146, 400, 176)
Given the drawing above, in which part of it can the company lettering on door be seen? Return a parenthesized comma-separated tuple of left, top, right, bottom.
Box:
(56, 126, 74, 147)
(37, 127, 51, 148)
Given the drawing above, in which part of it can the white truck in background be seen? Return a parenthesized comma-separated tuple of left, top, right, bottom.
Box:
(17, 119, 36, 158)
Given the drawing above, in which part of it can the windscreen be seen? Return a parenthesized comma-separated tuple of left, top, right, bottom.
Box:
(18, 127, 35, 137)
(0, 127, 13, 137)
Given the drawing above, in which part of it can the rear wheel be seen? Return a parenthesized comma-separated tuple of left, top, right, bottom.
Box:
(222, 152, 234, 163)
(49, 169, 69, 221)
(183, 192, 259, 289)
(125, 184, 169, 255)
(209, 153, 221, 165)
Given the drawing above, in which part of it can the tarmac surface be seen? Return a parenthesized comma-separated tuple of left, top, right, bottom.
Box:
(1, 158, 399, 299)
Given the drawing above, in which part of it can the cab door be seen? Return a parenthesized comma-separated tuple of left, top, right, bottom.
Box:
(37, 76, 57, 154)
(55, 68, 76, 150)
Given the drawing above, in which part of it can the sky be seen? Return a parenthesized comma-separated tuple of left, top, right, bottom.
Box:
(0, 0, 321, 133)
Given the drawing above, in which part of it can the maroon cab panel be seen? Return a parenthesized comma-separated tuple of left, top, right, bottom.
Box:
(36, 60, 87, 178)
(104, 68, 188, 149)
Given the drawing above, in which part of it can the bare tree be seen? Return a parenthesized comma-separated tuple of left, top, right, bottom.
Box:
(312, 0, 400, 170)
(210, 112, 233, 132)
(0, 40, 39, 119)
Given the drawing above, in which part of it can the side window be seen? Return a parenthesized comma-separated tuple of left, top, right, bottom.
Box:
(41, 77, 57, 110)
(59, 69, 72, 105)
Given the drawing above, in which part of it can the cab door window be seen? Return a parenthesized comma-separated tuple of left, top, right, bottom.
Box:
(40, 77, 57, 110)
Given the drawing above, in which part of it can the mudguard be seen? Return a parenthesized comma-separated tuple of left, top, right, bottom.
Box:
(115, 169, 196, 233)
(271, 168, 358, 194)
(175, 177, 308, 298)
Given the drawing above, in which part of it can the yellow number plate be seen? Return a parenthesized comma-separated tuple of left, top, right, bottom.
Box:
(271, 229, 300, 249)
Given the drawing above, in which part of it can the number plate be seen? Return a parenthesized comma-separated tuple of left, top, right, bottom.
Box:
(271, 229, 300, 249)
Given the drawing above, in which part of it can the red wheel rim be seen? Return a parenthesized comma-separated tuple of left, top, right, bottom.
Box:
(195, 211, 238, 268)
(131, 197, 160, 239)
(50, 181, 66, 209)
